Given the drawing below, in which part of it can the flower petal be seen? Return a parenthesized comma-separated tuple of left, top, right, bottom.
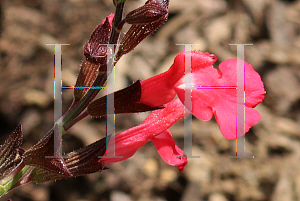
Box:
(140, 51, 217, 107)
(218, 59, 265, 107)
(152, 130, 187, 172)
(175, 66, 220, 121)
(175, 58, 265, 139)
(214, 103, 261, 139)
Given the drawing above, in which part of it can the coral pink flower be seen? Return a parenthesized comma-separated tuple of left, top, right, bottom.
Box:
(139, 51, 265, 139)
(100, 51, 264, 172)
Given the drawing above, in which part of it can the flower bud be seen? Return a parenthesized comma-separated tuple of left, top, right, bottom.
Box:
(74, 14, 114, 101)
(115, 0, 169, 61)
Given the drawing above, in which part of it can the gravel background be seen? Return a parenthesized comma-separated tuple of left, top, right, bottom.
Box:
(1, 0, 300, 201)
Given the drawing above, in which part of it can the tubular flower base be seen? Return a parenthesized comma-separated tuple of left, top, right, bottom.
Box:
(100, 99, 187, 172)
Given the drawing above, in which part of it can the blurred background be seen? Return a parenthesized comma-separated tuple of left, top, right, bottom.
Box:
(0, 0, 300, 200)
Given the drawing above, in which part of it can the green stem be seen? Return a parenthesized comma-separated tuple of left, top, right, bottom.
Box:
(64, 110, 89, 132)
(0, 165, 30, 197)
(61, 75, 106, 130)
(115, 0, 126, 3)
(110, 2, 125, 45)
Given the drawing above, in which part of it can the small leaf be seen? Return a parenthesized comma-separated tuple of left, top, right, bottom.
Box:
(0, 124, 24, 180)
(63, 136, 107, 176)
(28, 137, 108, 183)
(87, 80, 163, 117)
(23, 125, 72, 177)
